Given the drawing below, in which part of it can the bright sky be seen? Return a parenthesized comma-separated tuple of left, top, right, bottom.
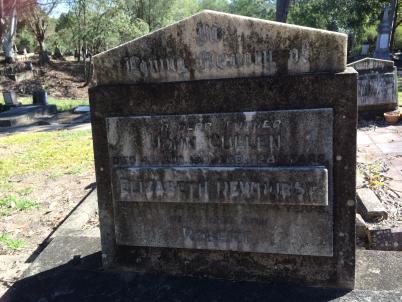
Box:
(50, 2, 69, 18)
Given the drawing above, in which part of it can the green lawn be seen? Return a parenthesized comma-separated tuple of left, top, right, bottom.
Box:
(0, 129, 94, 194)
(0, 96, 89, 112)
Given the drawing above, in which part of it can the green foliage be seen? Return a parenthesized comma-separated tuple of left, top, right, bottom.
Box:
(394, 26, 402, 51)
(199, 0, 230, 12)
(229, 0, 275, 19)
(0, 233, 25, 251)
(53, 0, 151, 55)
(15, 26, 36, 53)
(0, 195, 38, 216)
(289, 0, 387, 56)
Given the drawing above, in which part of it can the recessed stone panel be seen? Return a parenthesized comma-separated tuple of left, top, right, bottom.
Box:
(115, 202, 333, 257)
(106, 109, 333, 167)
(112, 166, 329, 206)
(109, 109, 334, 257)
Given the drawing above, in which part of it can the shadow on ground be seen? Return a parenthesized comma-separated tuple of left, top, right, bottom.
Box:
(2, 252, 352, 302)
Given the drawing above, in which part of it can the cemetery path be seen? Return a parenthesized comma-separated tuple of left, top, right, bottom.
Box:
(357, 121, 402, 229)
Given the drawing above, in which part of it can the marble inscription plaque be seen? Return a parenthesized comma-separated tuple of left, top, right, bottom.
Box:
(113, 166, 329, 206)
(109, 109, 334, 256)
(115, 203, 333, 256)
(106, 109, 333, 167)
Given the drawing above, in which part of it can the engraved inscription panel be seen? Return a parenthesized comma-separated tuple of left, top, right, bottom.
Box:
(107, 109, 334, 256)
(116, 203, 333, 256)
(113, 166, 329, 206)
(106, 109, 333, 167)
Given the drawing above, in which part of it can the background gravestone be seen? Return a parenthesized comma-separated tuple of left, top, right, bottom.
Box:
(347, 58, 398, 113)
(90, 10, 357, 289)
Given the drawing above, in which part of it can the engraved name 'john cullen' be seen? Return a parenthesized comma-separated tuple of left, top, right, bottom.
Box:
(106, 109, 333, 166)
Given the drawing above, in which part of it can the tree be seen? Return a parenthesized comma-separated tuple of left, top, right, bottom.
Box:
(289, 0, 388, 56)
(22, 0, 58, 63)
(1, 0, 35, 62)
(276, 0, 290, 22)
(198, 0, 230, 12)
(230, 0, 275, 19)
(390, 0, 402, 51)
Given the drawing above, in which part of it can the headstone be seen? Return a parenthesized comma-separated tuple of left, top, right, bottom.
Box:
(89, 10, 357, 289)
(361, 44, 369, 56)
(374, 4, 395, 60)
(53, 46, 63, 60)
(347, 58, 398, 113)
(32, 90, 48, 105)
(2, 91, 20, 106)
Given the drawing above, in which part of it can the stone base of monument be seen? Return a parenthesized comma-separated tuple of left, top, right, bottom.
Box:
(2, 232, 401, 301)
(0, 105, 57, 127)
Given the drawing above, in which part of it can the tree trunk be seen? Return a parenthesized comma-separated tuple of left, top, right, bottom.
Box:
(276, 0, 291, 23)
(390, 0, 399, 51)
(2, 5, 17, 63)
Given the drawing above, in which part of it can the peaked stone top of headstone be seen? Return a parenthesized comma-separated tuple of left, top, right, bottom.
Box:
(347, 57, 394, 72)
(93, 10, 347, 85)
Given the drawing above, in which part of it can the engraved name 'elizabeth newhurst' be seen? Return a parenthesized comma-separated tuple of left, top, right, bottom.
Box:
(117, 178, 326, 206)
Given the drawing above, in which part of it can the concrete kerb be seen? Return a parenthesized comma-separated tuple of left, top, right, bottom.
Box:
(50, 188, 98, 238)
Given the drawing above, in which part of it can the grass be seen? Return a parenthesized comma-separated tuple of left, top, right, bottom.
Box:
(0, 129, 94, 193)
(0, 233, 25, 250)
(398, 77, 402, 106)
(0, 96, 88, 112)
(0, 195, 38, 216)
(357, 161, 385, 191)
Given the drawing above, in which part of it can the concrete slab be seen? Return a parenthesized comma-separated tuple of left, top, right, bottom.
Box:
(377, 141, 402, 154)
(0, 105, 57, 127)
(356, 250, 402, 290)
(368, 132, 402, 144)
(3, 235, 402, 301)
(357, 132, 373, 145)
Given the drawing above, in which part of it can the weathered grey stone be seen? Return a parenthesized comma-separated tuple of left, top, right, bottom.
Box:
(348, 58, 394, 72)
(368, 227, 402, 251)
(356, 214, 368, 239)
(356, 188, 388, 222)
(93, 10, 347, 85)
(90, 68, 357, 288)
(113, 166, 328, 205)
(355, 249, 402, 291)
(347, 58, 398, 112)
(106, 109, 333, 166)
(2, 91, 19, 106)
(0, 105, 57, 127)
(374, 4, 394, 60)
(109, 109, 333, 257)
(89, 11, 356, 289)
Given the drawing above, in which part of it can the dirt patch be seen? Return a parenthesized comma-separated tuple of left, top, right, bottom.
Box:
(0, 171, 95, 296)
(0, 59, 89, 100)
